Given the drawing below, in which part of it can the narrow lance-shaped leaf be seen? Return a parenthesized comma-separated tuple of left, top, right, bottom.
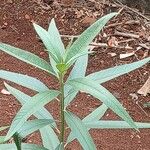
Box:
(18, 119, 55, 138)
(5, 90, 60, 141)
(64, 90, 78, 107)
(85, 121, 150, 129)
(66, 78, 137, 129)
(65, 111, 96, 150)
(66, 51, 88, 81)
(83, 104, 108, 122)
(48, 18, 65, 56)
(0, 43, 55, 75)
(0, 143, 49, 150)
(87, 57, 150, 84)
(40, 126, 60, 150)
(48, 19, 65, 76)
(55, 143, 64, 150)
(5, 83, 57, 127)
(5, 83, 60, 149)
(65, 13, 117, 63)
(0, 136, 5, 144)
(49, 53, 59, 77)
(66, 50, 93, 68)
(33, 23, 63, 63)
(66, 104, 108, 144)
(0, 70, 49, 92)
(64, 50, 89, 107)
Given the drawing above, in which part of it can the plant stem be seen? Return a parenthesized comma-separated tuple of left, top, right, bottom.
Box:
(59, 73, 65, 144)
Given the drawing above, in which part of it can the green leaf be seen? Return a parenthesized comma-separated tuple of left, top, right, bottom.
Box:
(48, 18, 65, 56)
(83, 104, 108, 122)
(66, 52, 88, 81)
(40, 126, 60, 150)
(64, 52, 89, 107)
(0, 43, 55, 75)
(65, 13, 117, 62)
(33, 23, 63, 63)
(18, 119, 54, 138)
(13, 133, 22, 150)
(5, 90, 60, 141)
(55, 143, 64, 150)
(66, 78, 137, 130)
(67, 104, 108, 144)
(47, 19, 65, 76)
(5, 83, 60, 149)
(5, 83, 56, 127)
(0, 136, 5, 144)
(0, 126, 9, 132)
(64, 90, 78, 107)
(0, 143, 49, 150)
(66, 50, 93, 68)
(0, 70, 49, 92)
(85, 121, 150, 129)
(49, 54, 59, 77)
(65, 111, 96, 150)
(87, 57, 150, 83)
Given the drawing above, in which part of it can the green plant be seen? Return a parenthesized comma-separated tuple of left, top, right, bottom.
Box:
(0, 13, 150, 150)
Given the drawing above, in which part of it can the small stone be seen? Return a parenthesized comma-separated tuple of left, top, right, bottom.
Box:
(1, 89, 11, 95)
(25, 14, 30, 20)
(40, 52, 45, 56)
(3, 22, 8, 26)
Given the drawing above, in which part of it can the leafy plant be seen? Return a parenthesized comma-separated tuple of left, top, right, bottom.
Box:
(0, 12, 150, 150)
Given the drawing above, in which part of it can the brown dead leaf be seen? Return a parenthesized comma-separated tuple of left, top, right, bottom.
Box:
(108, 36, 118, 47)
(137, 77, 150, 96)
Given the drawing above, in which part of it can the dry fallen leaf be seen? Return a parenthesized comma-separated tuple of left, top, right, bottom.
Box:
(1, 89, 11, 95)
(137, 77, 150, 96)
(108, 36, 118, 47)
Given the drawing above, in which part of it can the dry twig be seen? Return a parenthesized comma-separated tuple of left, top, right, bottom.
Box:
(113, 1, 150, 21)
(114, 31, 140, 39)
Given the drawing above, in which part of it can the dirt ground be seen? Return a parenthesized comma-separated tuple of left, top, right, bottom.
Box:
(0, 0, 150, 149)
